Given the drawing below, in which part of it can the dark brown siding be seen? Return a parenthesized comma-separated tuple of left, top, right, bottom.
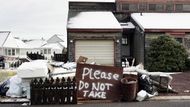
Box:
(69, 2, 116, 11)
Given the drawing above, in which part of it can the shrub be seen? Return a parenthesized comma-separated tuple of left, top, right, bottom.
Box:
(146, 35, 188, 72)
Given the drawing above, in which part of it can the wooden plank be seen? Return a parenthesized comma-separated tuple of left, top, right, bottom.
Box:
(76, 63, 123, 101)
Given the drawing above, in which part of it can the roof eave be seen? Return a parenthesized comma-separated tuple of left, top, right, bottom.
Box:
(67, 28, 123, 33)
(144, 29, 190, 33)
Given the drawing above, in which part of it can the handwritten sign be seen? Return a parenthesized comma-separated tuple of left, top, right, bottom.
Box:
(76, 63, 123, 100)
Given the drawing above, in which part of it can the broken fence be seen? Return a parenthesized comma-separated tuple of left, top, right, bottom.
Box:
(30, 77, 77, 105)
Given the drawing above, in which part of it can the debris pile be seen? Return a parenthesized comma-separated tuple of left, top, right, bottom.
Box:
(0, 56, 177, 103)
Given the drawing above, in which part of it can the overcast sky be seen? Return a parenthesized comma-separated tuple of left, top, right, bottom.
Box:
(0, 0, 68, 40)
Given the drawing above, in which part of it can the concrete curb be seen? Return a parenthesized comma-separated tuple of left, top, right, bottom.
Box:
(149, 96, 190, 100)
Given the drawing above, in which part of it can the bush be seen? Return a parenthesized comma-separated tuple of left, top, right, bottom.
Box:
(146, 35, 188, 72)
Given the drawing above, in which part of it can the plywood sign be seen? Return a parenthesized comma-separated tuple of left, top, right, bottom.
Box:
(76, 63, 123, 101)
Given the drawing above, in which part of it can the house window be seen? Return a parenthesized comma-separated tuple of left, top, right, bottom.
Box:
(122, 38, 128, 45)
(12, 49, 15, 55)
(175, 4, 183, 11)
(149, 4, 156, 11)
(175, 37, 183, 44)
(8, 49, 11, 55)
(122, 4, 129, 10)
(40, 50, 43, 54)
(44, 49, 47, 54)
(166, 4, 174, 12)
(5, 48, 17, 56)
(182, 4, 190, 11)
(139, 3, 147, 11)
(48, 49, 51, 54)
(122, 3, 138, 11)
(149, 4, 164, 11)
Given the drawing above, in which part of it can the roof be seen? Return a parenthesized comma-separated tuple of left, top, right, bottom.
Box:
(3, 36, 29, 49)
(47, 34, 65, 43)
(41, 43, 63, 50)
(67, 11, 122, 32)
(117, 0, 190, 3)
(131, 13, 190, 32)
(25, 39, 47, 48)
(0, 31, 10, 47)
(69, 0, 115, 3)
(59, 42, 66, 47)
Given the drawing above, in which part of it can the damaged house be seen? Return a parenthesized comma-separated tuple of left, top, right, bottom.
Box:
(67, 0, 190, 67)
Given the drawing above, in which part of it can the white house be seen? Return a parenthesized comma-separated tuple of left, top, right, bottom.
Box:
(41, 43, 64, 59)
(0, 31, 31, 58)
(0, 32, 66, 60)
(24, 35, 66, 60)
(24, 38, 47, 53)
(41, 34, 66, 59)
(3, 36, 31, 58)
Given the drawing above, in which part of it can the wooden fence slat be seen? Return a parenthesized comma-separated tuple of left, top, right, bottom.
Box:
(27, 52, 45, 60)
(30, 77, 77, 105)
(52, 52, 67, 63)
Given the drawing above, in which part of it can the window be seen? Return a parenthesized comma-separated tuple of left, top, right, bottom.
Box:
(122, 3, 138, 11)
(175, 4, 183, 11)
(8, 49, 11, 55)
(156, 4, 164, 11)
(175, 4, 190, 12)
(182, 4, 190, 11)
(184, 36, 190, 56)
(149, 4, 164, 11)
(40, 50, 43, 54)
(149, 4, 156, 11)
(139, 3, 147, 11)
(175, 37, 183, 44)
(122, 4, 129, 10)
(5, 48, 17, 56)
(44, 49, 47, 54)
(12, 49, 15, 55)
(48, 49, 51, 54)
(122, 38, 128, 45)
(166, 4, 174, 12)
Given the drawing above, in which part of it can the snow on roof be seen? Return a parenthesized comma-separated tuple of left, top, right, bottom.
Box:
(131, 13, 190, 31)
(57, 35, 65, 42)
(0, 32, 10, 47)
(47, 34, 65, 43)
(25, 39, 47, 48)
(69, 0, 115, 3)
(3, 36, 29, 49)
(120, 22, 135, 29)
(41, 43, 63, 50)
(67, 11, 122, 29)
(59, 42, 67, 47)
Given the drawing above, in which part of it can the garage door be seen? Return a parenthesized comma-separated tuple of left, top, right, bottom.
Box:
(75, 40, 114, 66)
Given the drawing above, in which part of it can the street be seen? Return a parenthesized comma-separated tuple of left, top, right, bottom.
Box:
(1, 100, 190, 107)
